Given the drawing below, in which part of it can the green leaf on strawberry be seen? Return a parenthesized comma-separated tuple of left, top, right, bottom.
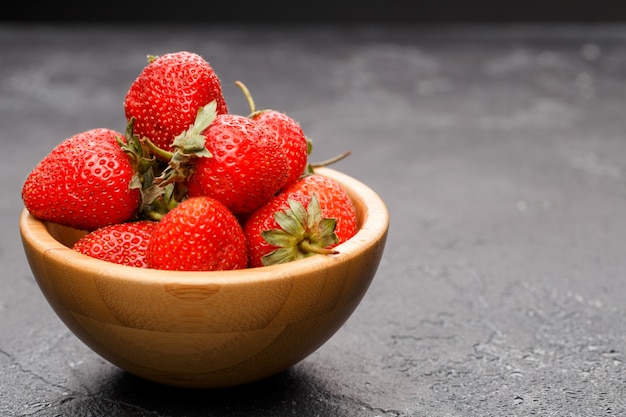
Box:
(128, 101, 217, 220)
(149, 100, 217, 187)
(260, 194, 339, 266)
(244, 173, 358, 267)
(118, 117, 160, 197)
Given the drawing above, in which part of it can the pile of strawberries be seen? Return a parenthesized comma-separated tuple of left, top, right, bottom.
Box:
(21, 51, 358, 271)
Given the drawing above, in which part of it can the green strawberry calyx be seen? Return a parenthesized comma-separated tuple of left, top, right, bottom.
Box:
(145, 100, 216, 186)
(117, 118, 168, 219)
(167, 100, 215, 172)
(260, 194, 340, 266)
(120, 101, 217, 221)
(133, 100, 217, 219)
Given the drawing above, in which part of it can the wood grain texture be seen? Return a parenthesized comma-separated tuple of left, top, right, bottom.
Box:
(19, 167, 389, 388)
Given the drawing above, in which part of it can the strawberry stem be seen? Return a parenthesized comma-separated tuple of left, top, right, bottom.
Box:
(141, 183, 179, 221)
(144, 137, 174, 161)
(311, 150, 352, 168)
(298, 240, 339, 255)
(235, 80, 257, 115)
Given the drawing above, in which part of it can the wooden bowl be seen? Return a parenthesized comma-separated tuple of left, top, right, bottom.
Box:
(19, 167, 389, 388)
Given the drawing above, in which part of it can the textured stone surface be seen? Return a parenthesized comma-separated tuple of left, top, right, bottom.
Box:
(2, 23, 626, 416)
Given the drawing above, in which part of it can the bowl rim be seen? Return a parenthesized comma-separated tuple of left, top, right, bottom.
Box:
(20, 167, 389, 285)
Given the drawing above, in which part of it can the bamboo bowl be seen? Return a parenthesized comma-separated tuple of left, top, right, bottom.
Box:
(19, 167, 389, 388)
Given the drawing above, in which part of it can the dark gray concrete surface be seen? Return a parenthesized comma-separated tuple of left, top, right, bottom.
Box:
(2, 23, 626, 416)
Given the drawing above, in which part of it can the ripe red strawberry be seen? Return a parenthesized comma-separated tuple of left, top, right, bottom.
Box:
(124, 51, 228, 154)
(243, 173, 358, 267)
(186, 113, 290, 215)
(21, 128, 141, 231)
(145, 196, 248, 271)
(252, 110, 309, 189)
(72, 220, 158, 268)
(236, 81, 309, 189)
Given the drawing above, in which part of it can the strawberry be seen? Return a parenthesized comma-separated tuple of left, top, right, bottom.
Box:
(72, 220, 158, 268)
(186, 112, 290, 215)
(235, 81, 310, 189)
(253, 110, 309, 187)
(145, 196, 248, 271)
(21, 128, 141, 231)
(243, 173, 358, 267)
(124, 51, 228, 155)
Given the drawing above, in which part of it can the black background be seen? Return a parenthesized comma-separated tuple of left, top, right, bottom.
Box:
(3, 1, 626, 24)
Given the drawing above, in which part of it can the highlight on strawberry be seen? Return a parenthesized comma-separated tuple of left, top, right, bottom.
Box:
(20, 50, 358, 271)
